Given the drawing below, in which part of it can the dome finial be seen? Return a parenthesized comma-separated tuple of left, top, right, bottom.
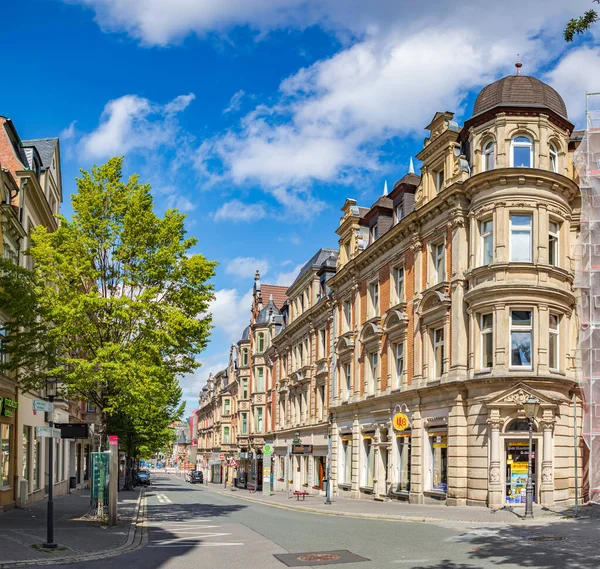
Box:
(515, 55, 522, 77)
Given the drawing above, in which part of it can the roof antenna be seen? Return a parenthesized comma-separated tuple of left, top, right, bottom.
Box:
(515, 55, 522, 77)
(409, 157, 415, 174)
(383, 180, 388, 196)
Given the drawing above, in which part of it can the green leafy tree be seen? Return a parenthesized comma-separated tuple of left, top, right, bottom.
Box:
(0, 157, 215, 451)
(565, 2, 600, 41)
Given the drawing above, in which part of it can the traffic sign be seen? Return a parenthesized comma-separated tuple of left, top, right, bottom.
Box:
(263, 444, 273, 455)
(108, 435, 118, 446)
(36, 426, 61, 438)
(218, 453, 225, 460)
(33, 399, 53, 412)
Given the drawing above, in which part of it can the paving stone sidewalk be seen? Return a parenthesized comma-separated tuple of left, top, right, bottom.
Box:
(205, 482, 600, 525)
(0, 487, 142, 566)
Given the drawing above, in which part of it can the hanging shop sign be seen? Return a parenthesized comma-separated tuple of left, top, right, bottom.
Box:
(392, 412, 410, 432)
(0, 397, 18, 417)
(291, 444, 313, 455)
(56, 423, 89, 439)
(263, 444, 273, 455)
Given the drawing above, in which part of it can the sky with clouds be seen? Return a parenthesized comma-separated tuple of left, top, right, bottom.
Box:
(3, 0, 599, 414)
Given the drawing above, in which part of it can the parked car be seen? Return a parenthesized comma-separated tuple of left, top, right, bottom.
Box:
(185, 470, 196, 482)
(135, 470, 150, 487)
(190, 471, 204, 484)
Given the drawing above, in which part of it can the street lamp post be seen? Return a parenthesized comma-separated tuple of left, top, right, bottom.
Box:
(325, 413, 333, 505)
(43, 380, 57, 549)
(523, 395, 540, 520)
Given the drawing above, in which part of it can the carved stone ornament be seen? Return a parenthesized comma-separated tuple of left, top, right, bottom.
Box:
(503, 388, 531, 406)
(542, 466, 553, 483)
(489, 466, 501, 483)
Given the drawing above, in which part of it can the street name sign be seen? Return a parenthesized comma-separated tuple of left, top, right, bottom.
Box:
(33, 399, 54, 413)
(36, 426, 61, 438)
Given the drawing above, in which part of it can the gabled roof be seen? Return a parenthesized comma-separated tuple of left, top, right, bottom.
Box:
(21, 138, 58, 169)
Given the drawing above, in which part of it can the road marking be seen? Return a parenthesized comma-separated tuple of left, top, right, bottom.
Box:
(149, 543, 243, 548)
(155, 493, 172, 504)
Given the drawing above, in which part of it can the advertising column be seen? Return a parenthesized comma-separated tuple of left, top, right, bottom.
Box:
(262, 444, 272, 496)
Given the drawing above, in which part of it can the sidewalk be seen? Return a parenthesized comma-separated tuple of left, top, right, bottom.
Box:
(205, 483, 600, 525)
(0, 487, 144, 567)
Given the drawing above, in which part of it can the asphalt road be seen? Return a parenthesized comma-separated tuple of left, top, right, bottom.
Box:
(46, 474, 600, 569)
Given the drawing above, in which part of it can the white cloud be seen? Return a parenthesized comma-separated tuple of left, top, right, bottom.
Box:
(79, 93, 194, 160)
(224, 90, 245, 114)
(208, 287, 253, 342)
(213, 199, 267, 222)
(226, 256, 270, 279)
(545, 46, 600, 125)
(274, 263, 303, 286)
(60, 120, 77, 140)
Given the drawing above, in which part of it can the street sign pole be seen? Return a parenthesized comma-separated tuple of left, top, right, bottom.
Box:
(108, 436, 118, 526)
(42, 393, 57, 549)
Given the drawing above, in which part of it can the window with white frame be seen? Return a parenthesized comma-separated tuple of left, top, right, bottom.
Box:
(368, 351, 378, 395)
(480, 219, 493, 266)
(343, 300, 352, 331)
(480, 313, 493, 369)
(368, 281, 379, 317)
(511, 135, 533, 167)
(510, 310, 533, 368)
(435, 167, 444, 193)
(434, 242, 446, 283)
(482, 140, 495, 172)
(362, 436, 375, 487)
(394, 342, 404, 388)
(370, 224, 379, 243)
(393, 266, 405, 304)
(256, 367, 265, 391)
(395, 203, 403, 224)
(549, 221, 559, 266)
(344, 363, 352, 401)
(549, 313, 560, 370)
(510, 214, 532, 262)
(433, 328, 445, 378)
(549, 143, 558, 173)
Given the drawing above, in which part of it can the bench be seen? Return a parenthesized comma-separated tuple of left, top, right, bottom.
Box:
(293, 491, 309, 501)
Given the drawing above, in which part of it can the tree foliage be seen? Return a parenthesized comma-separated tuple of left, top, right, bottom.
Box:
(0, 157, 215, 454)
(565, 2, 600, 41)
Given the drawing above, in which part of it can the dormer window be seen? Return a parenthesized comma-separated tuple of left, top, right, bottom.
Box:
(549, 143, 558, 173)
(395, 203, 403, 224)
(370, 224, 379, 243)
(482, 141, 494, 172)
(511, 136, 533, 168)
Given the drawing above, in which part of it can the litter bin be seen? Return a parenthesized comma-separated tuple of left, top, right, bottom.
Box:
(69, 476, 77, 489)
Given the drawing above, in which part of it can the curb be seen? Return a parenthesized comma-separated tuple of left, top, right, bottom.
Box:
(0, 490, 147, 568)
(202, 483, 567, 526)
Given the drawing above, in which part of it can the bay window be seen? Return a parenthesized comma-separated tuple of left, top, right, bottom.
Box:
(549, 143, 558, 173)
(549, 313, 560, 370)
(510, 214, 532, 262)
(255, 407, 263, 433)
(256, 367, 264, 392)
(480, 313, 493, 369)
(480, 219, 493, 266)
(511, 135, 533, 167)
(549, 221, 559, 266)
(482, 140, 495, 172)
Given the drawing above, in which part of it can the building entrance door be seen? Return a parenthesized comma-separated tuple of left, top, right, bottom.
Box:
(505, 440, 536, 504)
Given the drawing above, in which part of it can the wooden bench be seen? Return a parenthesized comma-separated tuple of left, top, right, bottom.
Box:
(293, 491, 309, 501)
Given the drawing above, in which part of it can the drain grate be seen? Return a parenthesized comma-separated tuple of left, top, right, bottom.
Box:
(528, 536, 568, 542)
(274, 550, 369, 567)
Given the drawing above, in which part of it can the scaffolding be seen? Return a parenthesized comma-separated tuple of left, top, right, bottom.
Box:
(574, 91, 600, 504)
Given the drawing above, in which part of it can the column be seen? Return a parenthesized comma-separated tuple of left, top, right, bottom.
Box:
(447, 391, 468, 506)
(540, 418, 555, 507)
(537, 304, 549, 375)
(494, 304, 507, 372)
(409, 407, 424, 504)
(487, 416, 503, 509)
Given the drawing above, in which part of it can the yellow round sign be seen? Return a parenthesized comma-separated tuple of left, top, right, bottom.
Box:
(393, 413, 410, 431)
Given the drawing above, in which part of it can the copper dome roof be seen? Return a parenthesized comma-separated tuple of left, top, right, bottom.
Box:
(473, 75, 568, 120)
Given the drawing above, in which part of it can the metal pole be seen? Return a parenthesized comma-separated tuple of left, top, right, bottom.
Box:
(43, 394, 57, 549)
(325, 413, 332, 505)
(286, 446, 290, 500)
(525, 418, 534, 519)
(574, 392, 579, 518)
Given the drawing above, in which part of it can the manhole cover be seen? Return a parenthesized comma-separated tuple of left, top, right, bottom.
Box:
(528, 536, 568, 542)
(274, 550, 369, 566)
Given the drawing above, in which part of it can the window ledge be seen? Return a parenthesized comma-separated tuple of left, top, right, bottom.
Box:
(338, 483, 352, 489)
(359, 486, 374, 493)
(508, 367, 533, 372)
(424, 490, 447, 497)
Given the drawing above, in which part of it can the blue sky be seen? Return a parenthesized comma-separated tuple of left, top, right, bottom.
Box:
(2, 0, 599, 414)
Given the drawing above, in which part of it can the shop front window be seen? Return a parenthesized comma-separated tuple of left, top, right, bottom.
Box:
(394, 434, 411, 493)
(340, 437, 353, 484)
(429, 432, 448, 493)
(362, 436, 375, 488)
(1, 423, 12, 487)
(22, 426, 31, 482)
(33, 439, 41, 490)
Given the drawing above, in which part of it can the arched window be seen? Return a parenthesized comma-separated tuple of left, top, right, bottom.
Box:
(482, 140, 494, 172)
(549, 143, 558, 173)
(511, 136, 533, 168)
(506, 419, 537, 432)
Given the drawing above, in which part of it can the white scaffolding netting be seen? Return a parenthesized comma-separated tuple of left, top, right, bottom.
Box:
(573, 92, 600, 504)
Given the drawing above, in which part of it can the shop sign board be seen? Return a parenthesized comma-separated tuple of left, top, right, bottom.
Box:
(33, 399, 53, 413)
(263, 444, 273, 455)
(291, 444, 313, 455)
(0, 397, 18, 417)
(56, 423, 89, 439)
(36, 426, 61, 438)
(108, 435, 118, 445)
(392, 412, 410, 431)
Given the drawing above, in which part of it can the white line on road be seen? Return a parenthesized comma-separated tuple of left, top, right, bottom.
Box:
(149, 543, 244, 548)
(155, 493, 172, 504)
